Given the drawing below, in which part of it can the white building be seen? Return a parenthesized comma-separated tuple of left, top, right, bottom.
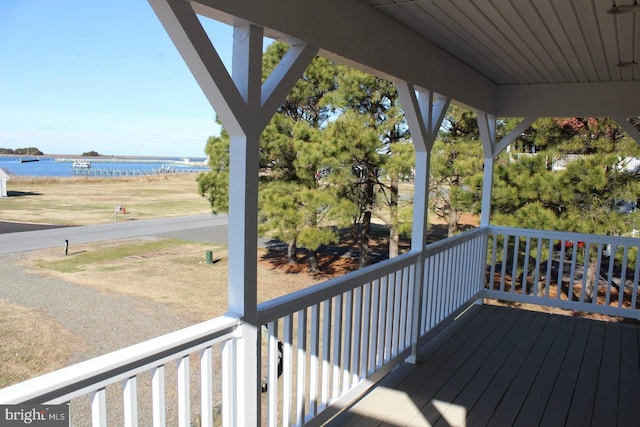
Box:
(0, 168, 8, 197)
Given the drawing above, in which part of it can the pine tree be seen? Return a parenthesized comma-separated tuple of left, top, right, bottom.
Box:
(323, 110, 383, 268)
(430, 105, 484, 237)
(197, 128, 230, 214)
(328, 68, 413, 261)
(258, 44, 344, 271)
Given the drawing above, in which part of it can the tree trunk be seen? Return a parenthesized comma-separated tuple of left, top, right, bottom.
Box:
(359, 214, 370, 268)
(447, 207, 461, 237)
(359, 179, 374, 268)
(389, 172, 399, 259)
(287, 238, 297, 264)
(389, 227, 399, 259)
(307, 248, 319, 273)
(585, 258, 598, 301)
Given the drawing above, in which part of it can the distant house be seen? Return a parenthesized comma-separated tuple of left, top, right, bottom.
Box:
(0, 168, 8, 197)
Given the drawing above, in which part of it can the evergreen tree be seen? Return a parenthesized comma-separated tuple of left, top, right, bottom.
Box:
(323, 110, 383, 268)
(328, 68, 413, 261)
(258, 44, 343, 271)
(197, 128, 230, 215)
(260, 120, 352, 271)
(493, 117, 640, 232)
(430, 105, 484, 237)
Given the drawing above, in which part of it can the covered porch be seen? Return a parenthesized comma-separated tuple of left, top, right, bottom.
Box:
(2, 0, 640, 426)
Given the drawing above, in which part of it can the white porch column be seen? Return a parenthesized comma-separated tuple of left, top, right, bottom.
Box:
(477, 114, 536, 227)
(148, 1, 317, 424)
(477, 112, 497, 228)
(396, 82, 449, 363)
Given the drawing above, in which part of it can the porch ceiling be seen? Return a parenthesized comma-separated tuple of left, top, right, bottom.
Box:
(190, 0, 640, 118)
(370, 0, 637, 87)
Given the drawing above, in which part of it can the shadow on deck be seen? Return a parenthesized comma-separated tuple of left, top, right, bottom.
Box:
(328, 304, 640, 427)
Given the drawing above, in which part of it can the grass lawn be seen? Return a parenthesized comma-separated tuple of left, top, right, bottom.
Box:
(0, 174, 211, 224)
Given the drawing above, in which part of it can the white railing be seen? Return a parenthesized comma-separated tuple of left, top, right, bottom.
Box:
(419, 228, 488, 339)
(256, 227, 488, 426)
(0, 314, 239, 427)
(486, 226, 640, 319)
(14, 225, 629, 426)
(257, 251, 420, 426)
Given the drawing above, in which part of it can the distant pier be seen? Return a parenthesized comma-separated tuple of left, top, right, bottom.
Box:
(70, 165, 205, 177)
(56, 157, 207, 166)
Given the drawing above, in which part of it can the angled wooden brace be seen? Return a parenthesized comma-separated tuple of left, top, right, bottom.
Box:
(613, 117, 640, 147)
(477, 112, 536, 226)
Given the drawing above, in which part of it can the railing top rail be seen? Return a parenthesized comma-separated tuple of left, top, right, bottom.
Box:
(0, 314, 240, 405)
(257, 251, 421, 324)
(488, 225, 640, 246)
(424, 227, 487, 255)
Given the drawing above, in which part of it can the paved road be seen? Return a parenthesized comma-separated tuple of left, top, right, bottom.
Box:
(0, 214, 230, 254)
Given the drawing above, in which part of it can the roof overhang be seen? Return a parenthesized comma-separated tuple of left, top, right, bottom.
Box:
(189, 0, 640, 118)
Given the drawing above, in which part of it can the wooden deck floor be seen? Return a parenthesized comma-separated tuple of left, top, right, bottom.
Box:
(328, 304, 640, 427)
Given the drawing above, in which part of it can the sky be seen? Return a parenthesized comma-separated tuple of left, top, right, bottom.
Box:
(0, 0, 234, 157)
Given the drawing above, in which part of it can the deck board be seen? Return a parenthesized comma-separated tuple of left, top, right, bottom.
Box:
(538, 317, 592, 426)
(592, 323, 622, 427)
(465, 311, 548, 426)
(484, 312, 564, 426)
(373, 306, 507, 427)
(512, 315, 577, 427)
(427, 309, 537, 427)
(565, 320, 606, 427)
(327, 305, 640, 427)
(617, 324, 640, 427)
(402, 307, 521, 426)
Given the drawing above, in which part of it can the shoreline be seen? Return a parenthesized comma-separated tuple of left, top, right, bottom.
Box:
(5, 172, 202, 183)
(0, 153, 206, 160)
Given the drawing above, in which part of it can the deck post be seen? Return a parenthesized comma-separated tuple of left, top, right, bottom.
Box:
(397, 83, 449, 363)
(477, 112, 497, 228)
(147, 3, 317, 422)
(477, 114, 537, 227)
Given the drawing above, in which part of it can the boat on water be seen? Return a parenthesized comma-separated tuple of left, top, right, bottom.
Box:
(72, 159, 91, 169)
(19, 157, 39, 163)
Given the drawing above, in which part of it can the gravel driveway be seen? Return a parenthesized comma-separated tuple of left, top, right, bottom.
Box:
(1, 251, 199, 364)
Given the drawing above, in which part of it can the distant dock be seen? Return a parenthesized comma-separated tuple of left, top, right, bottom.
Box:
(55, 157, 207, 166)
(70, 164, 208, 177)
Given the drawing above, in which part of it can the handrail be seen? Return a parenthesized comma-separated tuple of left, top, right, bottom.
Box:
(485, 226, 640, 319)
(488, 225, 640, 247)
(424, 226, 486, 255)
(0, 314, 240, 404)
(419, 227, 488, 336)
(258, 249, 422, 427)
(257, 251, 421, 324)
